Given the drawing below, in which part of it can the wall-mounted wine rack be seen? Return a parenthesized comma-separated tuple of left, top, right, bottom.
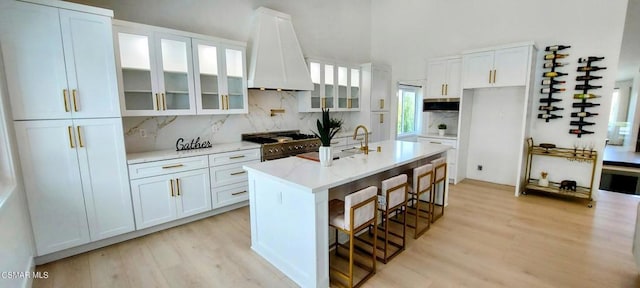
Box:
(570, 56, 605, 138)
(539, 45, 570, 122)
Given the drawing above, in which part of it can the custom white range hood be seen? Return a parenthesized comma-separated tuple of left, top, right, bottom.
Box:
(247, 7, 313, 91)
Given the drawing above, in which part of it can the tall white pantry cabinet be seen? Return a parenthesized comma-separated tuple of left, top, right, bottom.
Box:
(0, 0, 134, 255)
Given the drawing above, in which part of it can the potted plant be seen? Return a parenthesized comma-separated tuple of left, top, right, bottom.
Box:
(312, 108, 343, 166)
(438, 123, 447, 136)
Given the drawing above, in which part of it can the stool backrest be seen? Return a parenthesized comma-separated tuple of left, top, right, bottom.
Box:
(382, 174, 407, 209)
(431, 157, 447, 182)
(345, 186, 377, 230)
(413, 164, 433, 194)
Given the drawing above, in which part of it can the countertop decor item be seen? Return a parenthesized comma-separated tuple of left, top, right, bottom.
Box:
(438, 123, 446, 136)
(312, 108, 343, 166)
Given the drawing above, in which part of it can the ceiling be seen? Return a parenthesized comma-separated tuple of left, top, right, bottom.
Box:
(617, 0, 640, 81)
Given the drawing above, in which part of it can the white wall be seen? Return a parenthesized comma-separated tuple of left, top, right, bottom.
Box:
(0, 44, 36, 288)
(372, 0, 629, 193)
(627, 71, 640, 148)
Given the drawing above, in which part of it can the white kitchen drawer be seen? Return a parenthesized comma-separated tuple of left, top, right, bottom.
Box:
(210, 160, 258, 187)
(212, 181, 249, 208)
(129, 156, 209, 179)
(418, 137, 457, 148)
(208, 149, 260, 167)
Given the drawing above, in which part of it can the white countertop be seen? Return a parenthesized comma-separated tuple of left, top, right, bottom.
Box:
(243, 140, 450, 193)
(127, 142, 262, 164)
(418, 133, 458, 140)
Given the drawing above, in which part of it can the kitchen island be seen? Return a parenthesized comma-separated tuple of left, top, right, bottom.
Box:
(243, 140, 451, 288)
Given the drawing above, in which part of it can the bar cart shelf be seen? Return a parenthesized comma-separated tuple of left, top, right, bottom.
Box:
(523, 138, 596, 207)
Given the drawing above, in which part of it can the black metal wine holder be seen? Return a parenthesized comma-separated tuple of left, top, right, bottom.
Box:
(539, 45, 568, 122)
(570, 56, 604, 138)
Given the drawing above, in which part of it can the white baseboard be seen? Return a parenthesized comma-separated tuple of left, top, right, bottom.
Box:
(22, 257, 34, 288)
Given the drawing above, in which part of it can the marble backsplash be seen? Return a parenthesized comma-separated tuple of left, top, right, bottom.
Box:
(123, 90, 360, 153)
(422, 111, 459, 135)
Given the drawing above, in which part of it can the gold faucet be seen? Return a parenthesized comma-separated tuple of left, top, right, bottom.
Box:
(353, 125, 369, 155)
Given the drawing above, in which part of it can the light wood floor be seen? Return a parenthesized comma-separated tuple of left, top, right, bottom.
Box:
(34, 180, 640, 287)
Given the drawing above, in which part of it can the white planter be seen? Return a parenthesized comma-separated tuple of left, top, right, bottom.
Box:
(538, 177, 549, 187)
(438, 129, 445, 136)
(319, 146, 333, 167)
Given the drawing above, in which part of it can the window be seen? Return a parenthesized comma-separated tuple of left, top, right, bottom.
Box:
(397, 85, 419, 135)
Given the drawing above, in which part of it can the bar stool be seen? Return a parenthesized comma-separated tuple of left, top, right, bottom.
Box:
(431, 157, 447, 223)
(406, 164, 434, 239)
(372, 174, 408, 263)
(328, 186, 378, 288)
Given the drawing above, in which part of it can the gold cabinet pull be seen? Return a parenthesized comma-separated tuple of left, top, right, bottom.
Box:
(170, 179, 175, 197)
(347, 98, 352, 109)
(63, 89, 70, 112)
(72, 89, 78, 112)
(231, 190, 247, 196)
(176, 178, 181, 196)
(162, 93, 167, 110)
(76, 126, 84, 148)
(321, 97, 326, 109)
(493, 69, 497, 83)
(380, 113, 384, 123)
(230, 171, 246, 176)
(155, 93, 160, 111)
(488, 70, 492, 83)
(162, 164, 184, 169)
(445, 84, 448, 95)
(229, 155, 245, 159)
(222, 95, 226, 110)
(67, 126, 75, 148)
(225, 95, 229, 110)
(441, 84, 444, 95)
(379, 99, 384, 109)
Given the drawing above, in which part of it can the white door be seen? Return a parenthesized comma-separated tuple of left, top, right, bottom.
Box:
(59, 9, 120, 118)
(493, 46, 530, 87)
(371, 66, 391, 111)
(193, 39, 224, 114)
(370, 112, 390, 142)
(220, 45, 248, 114)
(115, 28, 161, 116)
(75, 118, 134, 240)
(462, 51, 494, 89)
(0, 2, 69, 120)
(14, 120, 90, 255)
(425, 60, 447, 99)
(155, 33, 196, 115)
(130, 175, 177, 229)
(445, 58, 462, 98)
(174, 169, 212, 218)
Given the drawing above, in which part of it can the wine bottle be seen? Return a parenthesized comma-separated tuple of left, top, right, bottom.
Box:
(577, 66, 606, 72)
(578, 56, 604, 63)
(543, 72, 568, 78)
(572, 102, 600, 108)
(544, 53, 569, 60)
(539, 98, 562, 103)
(571, 111, 599, 117)
(539, 105, 564, 111)
(543, 62, 569, 68)
(576, 75, 603, 81)
(540, 88, 566, 93)
(538, 114, 562, 119)
(569, 129, 594, 135)
(541, 79, 566, 85)
(545, 45, 571, 51)
(573, 94, 601, 99)
(570, 120, 595, 126)
(575, 84, 602, 90)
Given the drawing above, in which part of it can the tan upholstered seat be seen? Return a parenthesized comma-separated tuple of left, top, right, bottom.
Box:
(407, 163, 434, 238)
(328, 186, 378, 288)
(431, 157, 447, 223)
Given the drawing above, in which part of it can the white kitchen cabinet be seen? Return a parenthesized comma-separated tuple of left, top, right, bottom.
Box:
(300, 59, 361, 112)
(14, 118, 133, 255)
(193, 38, 248, 114)
(130, 159, 211, 230)
(114, 22, 196, 116)
(0, 1, 120, 120)
(209, 148, 260, 208)
(418, 136, 458, 183)
(365, 63, 392, 112)
(426, 57, 461, 99)
(462, 45, 531, 89)
(370, 112, 390, 143)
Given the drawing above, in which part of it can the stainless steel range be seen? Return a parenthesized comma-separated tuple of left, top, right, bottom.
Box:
(242, 130, 321, 161)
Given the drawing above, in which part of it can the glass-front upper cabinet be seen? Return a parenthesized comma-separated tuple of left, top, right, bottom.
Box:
(349, 68, 360, 110)
(114, 24, 195, 116)
(193, 38, 247, 114)
(337, 66, 361, 110)
(303, 59, 360, 112)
